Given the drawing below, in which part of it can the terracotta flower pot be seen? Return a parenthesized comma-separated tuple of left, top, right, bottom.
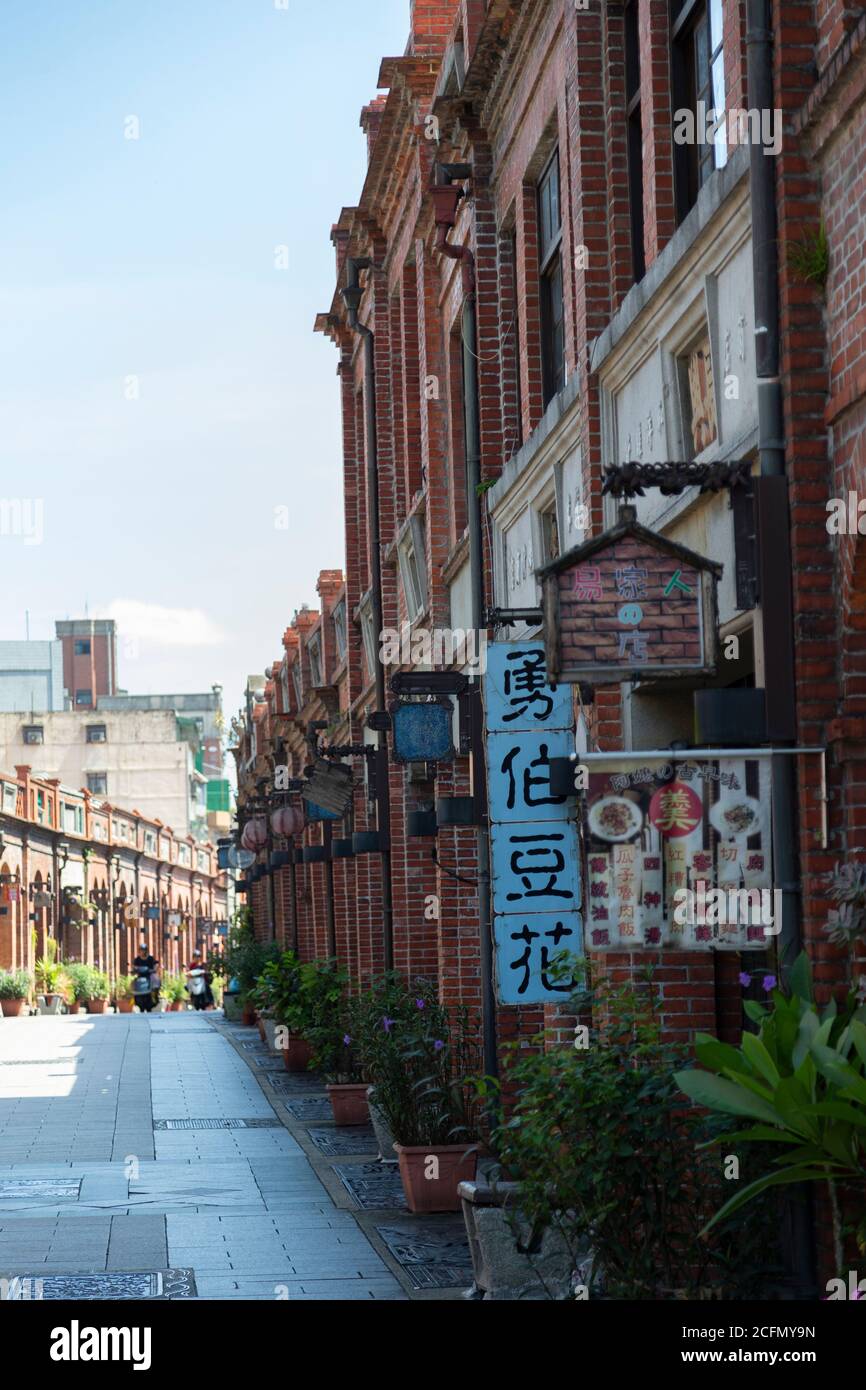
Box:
(170, 1001, 185, 1012)
(0, 998, 26, 1018)
(283, 1037, 313, 1073)
(257, 1018, 267, 1041)
(327, 1083, 370, 1126)
(86, 999, 109, 1015)
(68, 1002, 81, 1015)
(117, 999, 134, 1014)
(395, 1142, 478, 1213)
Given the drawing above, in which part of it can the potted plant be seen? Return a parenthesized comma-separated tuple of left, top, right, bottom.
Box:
(162, 974, 186, 1011)
(478, 963, 782, 1299)
(389, 999, 480, 1213)
(34, 942, 64, 1013)
(63, 963, 91, 1013)
(212, 912, 279, 1027)
(258, 951, 311, 1070)
(676, 950, 866, 1278)
(115, 975, 135, 1014)
(0, 969, 32, 1017)
(33, 950, 64, 1017)
(85, 969, 110, 1014)
(298, 960, 368, 1124)
(353, 973, 441, 1162)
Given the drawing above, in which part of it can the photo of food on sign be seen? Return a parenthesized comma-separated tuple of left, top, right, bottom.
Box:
(582, 757, 773, 951)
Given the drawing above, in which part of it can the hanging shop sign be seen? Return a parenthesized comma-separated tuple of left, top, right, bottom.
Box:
(538, 506, 722, 684)
(391, 700, 454, 764)
(582, 754, 775, 951)
(485, 641, 582, 1006)
(302, 758, 354, 818)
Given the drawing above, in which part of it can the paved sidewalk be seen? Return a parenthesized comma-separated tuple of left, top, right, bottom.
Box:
(0, 1012, 405, 1300)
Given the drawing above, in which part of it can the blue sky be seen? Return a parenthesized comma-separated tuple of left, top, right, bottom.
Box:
(0, 0, 408, 728)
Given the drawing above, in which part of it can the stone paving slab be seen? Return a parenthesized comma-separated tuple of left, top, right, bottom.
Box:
(0, 1015, 408, 1299)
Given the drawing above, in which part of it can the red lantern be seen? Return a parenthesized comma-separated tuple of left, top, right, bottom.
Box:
(271, 806, 303, 839)
(241, 818, 268, 852)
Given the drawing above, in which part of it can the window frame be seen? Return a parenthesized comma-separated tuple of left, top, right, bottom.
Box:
(86, 724, 107, 744)
(333, 600, 348, 663)
(86, 771, 108, 796)
(671, 0, 727, 223)
(537, 149, 565, 408)
(23, 724, 44, 745)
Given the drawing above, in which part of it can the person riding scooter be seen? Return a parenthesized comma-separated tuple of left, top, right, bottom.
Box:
(185, 951, 214, 1011)
(132, 948, 157, 1013)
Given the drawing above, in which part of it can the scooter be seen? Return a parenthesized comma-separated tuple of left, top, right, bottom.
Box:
(188, 968, 208, 1011)
(132, 965, 155, 1013)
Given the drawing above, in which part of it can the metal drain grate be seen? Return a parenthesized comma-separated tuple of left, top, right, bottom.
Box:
(0, 1179, 81, 1200)
(0, 1269, 197, 1300)
(306, 1126, 378, 1157)
(264, 1072, 325, 1093)
(375, 1219, 473, 1291)
(283, 1096, 332, 1121)
(333, 1163, 407, 1211)
(153, 1118, 282, 1130)
(0, 1058, 75, 1066)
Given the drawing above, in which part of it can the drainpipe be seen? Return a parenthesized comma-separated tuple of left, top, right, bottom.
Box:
(433, 164, 498, 1082)
(340, 259, 394, 973)
(747, 0, 815, 1295)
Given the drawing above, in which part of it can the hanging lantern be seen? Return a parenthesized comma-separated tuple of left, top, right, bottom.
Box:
(241, 818, 268, 852)
(270, 805, 303, 839)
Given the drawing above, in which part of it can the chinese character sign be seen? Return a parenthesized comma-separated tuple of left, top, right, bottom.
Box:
(541, 520, 720, 683)
(583, 757, 774, 950)
(485, 642, 582, 1004)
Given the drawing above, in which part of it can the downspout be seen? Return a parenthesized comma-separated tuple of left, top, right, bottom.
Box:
(341, 259, 394, 973)
(433, 164, 498, 1082)
(747, 0, 815, 1295)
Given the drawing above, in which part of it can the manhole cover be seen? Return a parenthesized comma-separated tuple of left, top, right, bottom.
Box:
(153, 1118, 282, 1130)
(0, 1269, 197, 1300)
(0, 1179, 80, 1200)
(283, 1097, 332, 1120)
(149, 1028, 212, 1035)
(265, 1072, 324, 1093)
(306, 1126, 378, 1157)
(333, 1163, 407, 1211)
(375, 1219, 473, 1290)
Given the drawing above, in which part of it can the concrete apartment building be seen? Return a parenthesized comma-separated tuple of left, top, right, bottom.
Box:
(0, 708, 205, 837)
(0, 640, 66, 712)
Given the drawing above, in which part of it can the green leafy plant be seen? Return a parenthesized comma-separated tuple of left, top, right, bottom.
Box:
(252, 951, 301, 1026)
(294, 960, 363, 1083)
(788, 221, 829, 289)
(163, 973, 188, 1005)
(211, 915, 279, 1006)
(34, 952, 64, 995)
(481, 964, 782, 1300)
(0, 969, 32, 1001)
(115, 974, 134, 1002)
(385, 992, 480, 1148)
(676, 951, 866, 1273)
(86, 969, 110, 1001)
(62, 963, 92, 1003)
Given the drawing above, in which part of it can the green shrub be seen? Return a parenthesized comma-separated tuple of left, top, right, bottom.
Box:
(62, 963, 92, 1003)
(480, 964, 782, 1300)
(0, 969, 32, 1000)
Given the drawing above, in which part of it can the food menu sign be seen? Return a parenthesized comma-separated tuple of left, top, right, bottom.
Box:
(485, 642, 583, 1006)
(539, 509, 721, 684)
(582, 756, 774, 951)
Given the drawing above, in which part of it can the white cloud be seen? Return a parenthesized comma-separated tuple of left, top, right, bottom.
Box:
(106, 600, 225, 647)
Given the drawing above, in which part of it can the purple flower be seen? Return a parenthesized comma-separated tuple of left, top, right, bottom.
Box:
(433, 1039, 444, 1051)
(739, 972, 751, 989)
(415, 998, 426, 1010)
(343, 1034, 352, 1046)
(762, 975, 777, 993)
(382, 1016, 394, 1032)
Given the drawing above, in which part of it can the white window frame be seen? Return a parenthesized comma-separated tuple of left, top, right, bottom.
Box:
(308, 633, 324, 688)
(359, 598, 378, 687)
(333, 600, 348, 662)
(397, 515, 428, 623)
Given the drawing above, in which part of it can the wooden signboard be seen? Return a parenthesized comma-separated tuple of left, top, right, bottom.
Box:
(539, 506, 722, 684)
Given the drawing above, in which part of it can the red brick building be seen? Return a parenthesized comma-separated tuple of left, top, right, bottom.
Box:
(0, 764, 228, 987)
(231, 0, 866, 1289)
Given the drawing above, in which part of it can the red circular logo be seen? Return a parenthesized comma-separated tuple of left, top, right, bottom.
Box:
(648, 781, 703, 838)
